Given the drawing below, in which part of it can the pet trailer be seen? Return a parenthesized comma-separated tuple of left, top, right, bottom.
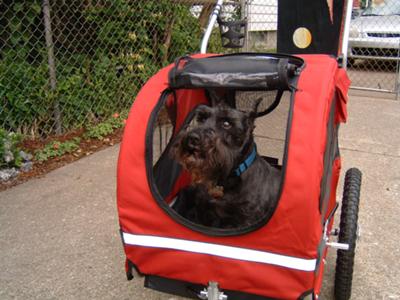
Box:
(117, 1, 362, 300)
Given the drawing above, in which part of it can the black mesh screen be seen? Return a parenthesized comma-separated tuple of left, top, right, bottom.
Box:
(253, 91, 291, 165)
(151, 93, 181, 199)
(152, 106, 174, 167)
(234, 90, 281, 117)
(148, 88, 293, 233)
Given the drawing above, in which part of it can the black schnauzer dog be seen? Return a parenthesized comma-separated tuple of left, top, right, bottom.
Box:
(170, 94, 281, 229)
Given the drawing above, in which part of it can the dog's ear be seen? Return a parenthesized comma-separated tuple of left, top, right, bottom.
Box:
(246, 97, 262, 131)
(249, 97, 263, 119)
(207, 89, 224, 107)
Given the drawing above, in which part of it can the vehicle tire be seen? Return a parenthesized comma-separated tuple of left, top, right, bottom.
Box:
(334, 168, 362, 300)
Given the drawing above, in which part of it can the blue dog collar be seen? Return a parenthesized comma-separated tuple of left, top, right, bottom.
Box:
(234, 145, 257, 177)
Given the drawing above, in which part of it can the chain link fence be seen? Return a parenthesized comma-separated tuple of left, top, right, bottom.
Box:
(242, 0, 277, 52)
(1, 0, 399, 140)
(347, 0, 400, 94)
(240, 0, 400, 95)
(0, 0, 228, 138)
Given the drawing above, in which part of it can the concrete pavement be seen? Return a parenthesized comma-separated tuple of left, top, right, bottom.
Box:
(0, 94, 399, 299)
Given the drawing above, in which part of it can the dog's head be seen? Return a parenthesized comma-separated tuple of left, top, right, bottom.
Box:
(171, 96, 260, 197)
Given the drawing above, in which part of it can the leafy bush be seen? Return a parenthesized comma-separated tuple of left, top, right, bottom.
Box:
(34, 137, 81, 162)
(0, 52, 50, 134)
(84, 123, 115, 140)
(84, 112, 127, 140)
(1, 0, 204, 138)
(0, 52, 140, 135)
(0, 128, 24, 168)
(54, 55, 141, 130)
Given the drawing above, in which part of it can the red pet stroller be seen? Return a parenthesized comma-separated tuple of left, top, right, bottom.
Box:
(117, 2, 362, 300)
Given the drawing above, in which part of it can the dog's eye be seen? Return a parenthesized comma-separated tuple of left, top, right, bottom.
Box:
(196, 116, 205, 123)
(222, 120, 232, 129)
(196, 112, 209, 123)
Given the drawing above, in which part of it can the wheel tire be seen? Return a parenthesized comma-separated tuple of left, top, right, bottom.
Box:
(334, 168, 362, 300)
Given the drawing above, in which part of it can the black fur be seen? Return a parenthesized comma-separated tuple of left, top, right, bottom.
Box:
(171, 101, 281, 229)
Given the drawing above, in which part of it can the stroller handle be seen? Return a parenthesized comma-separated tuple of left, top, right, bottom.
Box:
(200, 0, 223, 54)
(341, 0, 354, 69)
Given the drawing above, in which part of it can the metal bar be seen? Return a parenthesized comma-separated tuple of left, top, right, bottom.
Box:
(395, 40, 400, 100)
(200, 0, 223, 54)
(199, 282, 227, 300)
(247, 20, 277, 24)
(248, 10, 278, 14)
(341, 0, 354, 70)
(43, 0, 62, 135)
(350, 86, 394, 93)
(241, 0, 248, 52)
(326, 242, 350, 251)
(349, 55, 400, 61)
(159, 124, 163, 155)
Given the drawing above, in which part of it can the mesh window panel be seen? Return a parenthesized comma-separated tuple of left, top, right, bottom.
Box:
(148, 88, 292, 233)
(151, 95, 181, 200)
(233, 90, 290, 166)
(152, 106, 174, 167)
(235, 90, 279, 115)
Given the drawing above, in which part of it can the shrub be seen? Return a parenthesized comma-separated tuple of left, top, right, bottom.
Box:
(84, 111, 127, 140)
(34, 137, 81, 162)
(0, 0, 204, 138)
(0, 128, 24, 168)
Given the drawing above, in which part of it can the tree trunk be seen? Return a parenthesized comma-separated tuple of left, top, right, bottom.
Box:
(161, 17, 176, 66)
(199, 4, 214, 29)
(43, 0, 62, 135)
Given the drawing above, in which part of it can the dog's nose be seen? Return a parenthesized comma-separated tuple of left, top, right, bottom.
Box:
(185, 132, 201, 151)
(188, 132, 200, 147)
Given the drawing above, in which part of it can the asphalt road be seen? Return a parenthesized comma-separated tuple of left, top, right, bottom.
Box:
(0, 94, 399, 300)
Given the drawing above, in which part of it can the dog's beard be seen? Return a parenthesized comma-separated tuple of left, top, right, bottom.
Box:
(171, 136, 235, 198)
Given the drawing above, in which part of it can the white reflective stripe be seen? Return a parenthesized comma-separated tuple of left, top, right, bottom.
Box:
(122, 232, 317, 272)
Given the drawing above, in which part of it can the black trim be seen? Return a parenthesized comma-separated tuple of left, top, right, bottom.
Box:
(298, 289, 315, 299)
(145, 78, 299, 236)
(152, 91, 180, 198)
(327, 202, 339, 223)
(120, 229, 143, 280)
(169, 53, 304, 91)
(316, 96, 341, 272)
(146, 91, 216, 230)
(319, 96, 339, 215)
(126, 259, 142, 281)
(263, 156, 279, 167)
(144, 275, 277, 300)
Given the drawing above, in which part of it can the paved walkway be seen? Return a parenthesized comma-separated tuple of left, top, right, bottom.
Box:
(1, 94, 399, 300)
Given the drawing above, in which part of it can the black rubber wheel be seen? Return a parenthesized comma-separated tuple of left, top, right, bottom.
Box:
(334, 168, 362, 300)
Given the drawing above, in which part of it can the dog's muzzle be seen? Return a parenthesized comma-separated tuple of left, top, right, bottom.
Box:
(182, 128, 215, 154)
(183, 132, 201, 153)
